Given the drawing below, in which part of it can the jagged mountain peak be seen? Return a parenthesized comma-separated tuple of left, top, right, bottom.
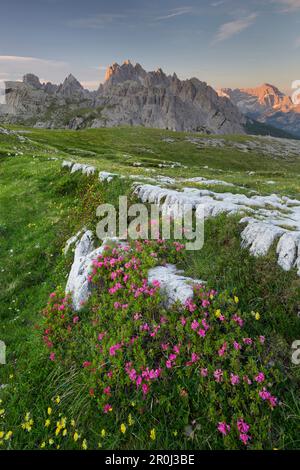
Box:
(62, 74, 83, 87)
(23, 73, 42, 89)
(104, 60, 147, 84)
(217, 83, 300, 137)
(2, 59, 245, 134)
(57, 74, 84, 98)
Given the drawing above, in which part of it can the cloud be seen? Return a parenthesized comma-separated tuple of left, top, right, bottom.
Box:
(0, 56, 66, 67)
(90, 65, 107, 71)
(80, 80, 100, 90)
(212, 13, 257, 44)
(295, 36, 300, 47)
(271, 0, 300, 12)
(0, 55, 69, 84)
(211, 0, 227, 6)
(156, 7, 193, 21)
(67, 14, 126, 29)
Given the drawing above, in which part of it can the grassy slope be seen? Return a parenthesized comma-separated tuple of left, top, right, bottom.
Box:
(13, 126, 300, 198)
(1, 126, 300, 449)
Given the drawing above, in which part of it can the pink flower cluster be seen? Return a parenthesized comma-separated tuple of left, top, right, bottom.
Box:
(217, 418, 251, 445)
(237, 418, 251, 445)
(259, 387, 277, 408)
(125, 362, 161, 395)
(109, 343, 122, 356)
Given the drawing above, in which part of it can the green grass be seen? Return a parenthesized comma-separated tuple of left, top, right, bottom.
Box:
(1, 126, 300, 449)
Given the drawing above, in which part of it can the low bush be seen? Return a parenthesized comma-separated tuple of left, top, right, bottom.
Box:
(39, 240, 281, 450)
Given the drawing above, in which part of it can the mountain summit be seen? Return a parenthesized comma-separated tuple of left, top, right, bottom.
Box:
(218, 84, 300, 137)
(1, 60, 245, 133)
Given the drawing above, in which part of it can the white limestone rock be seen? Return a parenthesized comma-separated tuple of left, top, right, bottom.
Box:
(241, 222, 284, 257)
(65, 230, 95, 310)
(148, 264, 205, 307)
(70, 163, 95, 175)
(62, 160, 73, 169)
(65, 232, 127, 310)
(182, 177, 235, 187)
(82, 165, 96, 176)
(134, 182, 300, 275)
(276, 232, 300, 271)
(62, 160, 95, 175)
(296, 239, 300, 276)
(63, 228, 86, 255)
(99, 171, 118, 182)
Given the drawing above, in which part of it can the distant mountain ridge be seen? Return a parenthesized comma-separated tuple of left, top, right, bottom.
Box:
(0, 60, 245, 134)
(218, 84, 300, 137)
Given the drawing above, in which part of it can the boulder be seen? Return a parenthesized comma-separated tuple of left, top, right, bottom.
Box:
(148, 264, 205, 307)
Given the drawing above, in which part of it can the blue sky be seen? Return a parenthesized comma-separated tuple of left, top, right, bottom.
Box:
(0, 0, 299, 93)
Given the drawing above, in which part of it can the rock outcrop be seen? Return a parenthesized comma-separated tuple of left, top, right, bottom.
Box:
(148, 264, 205, 306)
(65, 231, 205, 310)
(134, 183, 300, 276)
(0, 60, 245, 134)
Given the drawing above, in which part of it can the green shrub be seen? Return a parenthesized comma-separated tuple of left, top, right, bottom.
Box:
(41, 240, 281, 449)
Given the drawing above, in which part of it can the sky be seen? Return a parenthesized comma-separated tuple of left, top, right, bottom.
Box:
(0, 0, 299, 94)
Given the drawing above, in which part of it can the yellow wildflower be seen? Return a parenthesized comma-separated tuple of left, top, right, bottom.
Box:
(55, 396, 61, 404)
(82, 439, 87, 450)
(49, 438, 54, 445)
(234, 296, 239, 304)
(150, 429, 156, 441)
(21, 414, 33, 432)
(255, 312, 261, 321)
(40, 442, 46, 449)
(71, 419, 76, 427)
(173, 431, 178, 437)
(128, 414, 134, 426)
(0, 432, 4, 439)
(120, 423, 126, 434)
(47, 407, 52, 416)
(56, 445, 60, 449)
(45, 419, 51, 428)
(62, 429, 67, 437)
(73, 432, 79, 442)
(101, 429, 106, 438)
(9, 374, 14, 379)
(0, 409, 5, 417)
(5, 431, 12, 440)
(215, 309, 221, 318)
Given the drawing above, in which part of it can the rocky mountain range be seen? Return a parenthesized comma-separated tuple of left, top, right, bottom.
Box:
(0, 60, 245, 134)
(218, 84, 300, 138)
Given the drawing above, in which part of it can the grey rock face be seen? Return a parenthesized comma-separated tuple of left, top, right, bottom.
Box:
(94, 62, 245, 134)
(62, 160, 95, 175)
(23, 74, 42, 89)
(65, 230, 95, 310)
(1, 60, 245, 134)
(65, 233, 127, 310)
(148, 264, 205, 306)
(218, 84, 300, 137)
